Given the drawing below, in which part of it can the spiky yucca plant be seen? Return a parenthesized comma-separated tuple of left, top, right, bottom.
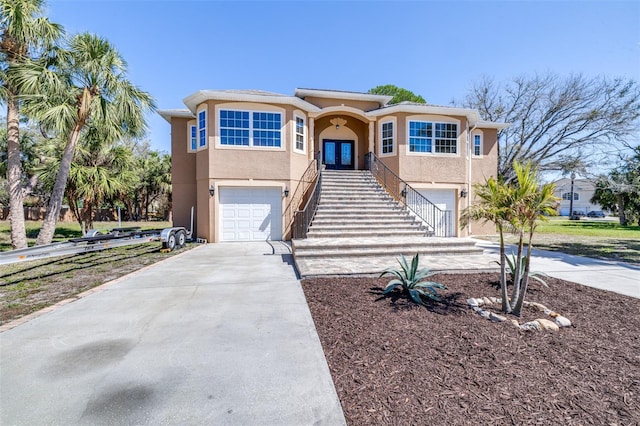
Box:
(379, 253, 446, 306)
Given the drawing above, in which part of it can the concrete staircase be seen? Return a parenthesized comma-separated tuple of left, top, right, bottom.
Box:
(292, 170, 493, 277)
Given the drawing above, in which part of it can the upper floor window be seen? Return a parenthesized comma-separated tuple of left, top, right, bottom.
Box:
(198, 110, 207, 148)
(189, 124, 197, 152)
(473, 134, 482, 156)
(562, 192, 579, 201)
(408, 121, 458, 154)
(295, 116, 305, 152)
(381, 121, 394, 154)
(220, 109, 281, 148)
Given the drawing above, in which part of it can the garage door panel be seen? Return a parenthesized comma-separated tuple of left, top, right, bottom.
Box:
(416, 189, 456, 237)
(219, 188, 282, 241)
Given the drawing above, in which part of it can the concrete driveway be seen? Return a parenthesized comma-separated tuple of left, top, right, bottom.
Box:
(0, 242, 346, 425)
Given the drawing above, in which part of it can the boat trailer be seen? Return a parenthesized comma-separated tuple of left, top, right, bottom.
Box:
(0, 226, 191, 266)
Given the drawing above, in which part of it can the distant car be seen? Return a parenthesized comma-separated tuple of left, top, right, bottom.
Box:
(587, 210, 606, 218)
(572, 211, 585, 217)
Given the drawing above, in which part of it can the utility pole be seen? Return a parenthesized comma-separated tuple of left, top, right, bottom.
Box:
(569, 172, 576, 217)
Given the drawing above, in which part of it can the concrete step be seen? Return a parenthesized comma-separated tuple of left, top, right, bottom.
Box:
(294, 253, 500, 277)
(311, 220, 421, 227)
(306, 229, 427, 238)
(317, 201, 398, 209)
(316, 204, 403, 211)
(309, 222, 421, 230)
(293, 237, 482, 255)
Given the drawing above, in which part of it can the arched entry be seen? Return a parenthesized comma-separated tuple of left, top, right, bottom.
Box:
(313, 112, 371, 170)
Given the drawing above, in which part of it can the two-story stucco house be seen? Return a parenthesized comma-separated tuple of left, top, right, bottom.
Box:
(159, 88, 508, 243)
(553, 178, 607, 216)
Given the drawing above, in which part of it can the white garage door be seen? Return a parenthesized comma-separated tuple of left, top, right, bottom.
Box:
(219, 188, 282, 241)
(416, 189, 456, 237)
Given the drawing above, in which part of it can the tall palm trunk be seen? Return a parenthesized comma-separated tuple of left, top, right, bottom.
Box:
(512, 229, 535, 315)
(36, 125, 82, 245)
(6, 93, 28, 249)
(498, 224, 511, 314)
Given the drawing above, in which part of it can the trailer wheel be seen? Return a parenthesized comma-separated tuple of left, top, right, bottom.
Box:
(163, 232, 177, 251)
(176, 230, 186, 248)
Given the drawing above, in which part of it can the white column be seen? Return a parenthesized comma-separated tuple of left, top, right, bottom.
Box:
(368, 121, 374, 154)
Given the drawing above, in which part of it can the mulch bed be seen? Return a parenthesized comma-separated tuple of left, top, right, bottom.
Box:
(301, 274, 640, 425)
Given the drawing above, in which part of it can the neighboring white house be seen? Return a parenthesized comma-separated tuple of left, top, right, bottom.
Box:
(553, 178, 607, 216)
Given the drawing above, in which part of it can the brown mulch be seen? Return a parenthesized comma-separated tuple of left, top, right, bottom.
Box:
(301, 274, 640, 425)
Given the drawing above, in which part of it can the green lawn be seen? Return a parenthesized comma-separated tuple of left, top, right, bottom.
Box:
(535, 217, 640, 238)
(479, 217, 640, 264)
(0, 220, 172, 252)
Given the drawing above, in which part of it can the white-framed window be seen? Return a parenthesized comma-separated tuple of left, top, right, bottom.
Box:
(408, 120, 458, 154)
(381, 121, 394, 155)
(188, 123, 197, 152)
(219, 109, 282, 148)
(562, 192, 579, 201)
(198, 109, 207, 148)
(294, 115, 305, 153)
(473, 134, 482, 156)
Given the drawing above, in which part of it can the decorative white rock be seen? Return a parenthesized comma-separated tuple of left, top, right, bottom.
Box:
(535, 318, 560, 331)
(554, 315, 572, 327)
(489, 312, 507, 322)
(520, 321, 542, 331)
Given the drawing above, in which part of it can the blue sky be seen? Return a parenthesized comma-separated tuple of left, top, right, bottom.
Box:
(46, 0, 640, 154)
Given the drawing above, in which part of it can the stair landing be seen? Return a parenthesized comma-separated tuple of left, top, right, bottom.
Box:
(293, 237, 500, 277)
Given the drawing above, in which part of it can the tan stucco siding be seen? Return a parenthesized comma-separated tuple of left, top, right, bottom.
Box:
(468, 128, 498, 235)
(471, 128, 498, 184)
(302, 96, 380, 112)
(396, 114, 469, 184)
(170, 117, 197, 231)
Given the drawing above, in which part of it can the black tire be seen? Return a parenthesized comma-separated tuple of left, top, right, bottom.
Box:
(163, 232, 177, 251)
(176, 230, 186, 248)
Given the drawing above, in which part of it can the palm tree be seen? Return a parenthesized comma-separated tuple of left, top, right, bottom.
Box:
(510, 162, 557, 315)
(16, 32, 155, 244)
(461, 176, 514, 313)
(462, 161, 557, 316)
(39, 129, 137, 233)
(1, 0, 63, 249)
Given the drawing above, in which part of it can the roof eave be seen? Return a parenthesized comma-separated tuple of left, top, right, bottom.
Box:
(294, 88, 393, 106)
(183, 90, 321, 113)
(157, 109, 195, 123)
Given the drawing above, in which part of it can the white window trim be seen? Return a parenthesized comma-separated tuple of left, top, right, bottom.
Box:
(472, 131, 483, 157)
(197, 106, 208, 150)
(405, 116, 460, 157)
(187, 121, 197, 153)
(562, 192, 580, 201)
(379, 119, 396, 157)
(293, 114, 306, 154)
(215, 107, 285, 151)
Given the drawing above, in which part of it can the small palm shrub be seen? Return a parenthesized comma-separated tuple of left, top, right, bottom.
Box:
(503, 252, 550, 288)
(379, 253, 446, 306)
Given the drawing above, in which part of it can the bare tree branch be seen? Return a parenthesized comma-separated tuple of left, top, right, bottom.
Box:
(463, 73, 640, 182)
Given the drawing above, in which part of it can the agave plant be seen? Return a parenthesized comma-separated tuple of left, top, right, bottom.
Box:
(502, 252, 550, 288)
(379, 253, 446, 305)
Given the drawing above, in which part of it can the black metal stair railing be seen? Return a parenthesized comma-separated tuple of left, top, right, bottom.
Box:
(365, 152, 454, 237)
(284, 152, 321, 239)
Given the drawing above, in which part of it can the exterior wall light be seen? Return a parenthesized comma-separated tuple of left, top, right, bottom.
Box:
(209, 185, 215, 197)
(460, 189, 468, 198)
(284, 188, 290, 197)
(401, 187, 407, 198)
